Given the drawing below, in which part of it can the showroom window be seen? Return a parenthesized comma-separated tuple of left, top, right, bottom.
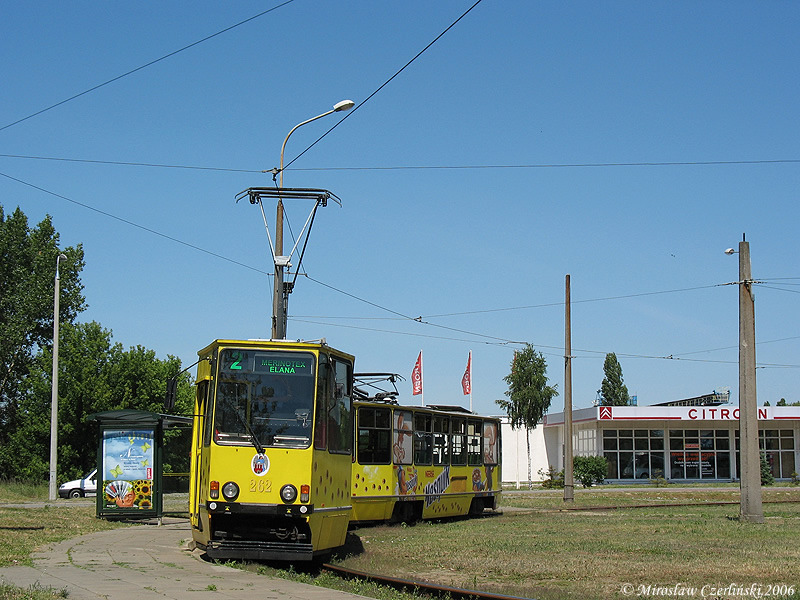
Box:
(669, 429, 730, 480)
(603, 429, 665, 480)
(735, 429, 795, 479)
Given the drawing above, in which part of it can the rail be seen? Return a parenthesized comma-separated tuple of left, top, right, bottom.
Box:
(321, 563, 536, 600)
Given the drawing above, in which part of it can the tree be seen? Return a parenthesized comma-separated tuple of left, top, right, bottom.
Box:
(777, 398, 800, 406)
(598, 353, 630, 406)
(0, 205, 85, 446)
(496, 344, 558, 489)
(760, 452, 775, 486)
(0, 204, 194, 483)
(0, 320, 194, 481)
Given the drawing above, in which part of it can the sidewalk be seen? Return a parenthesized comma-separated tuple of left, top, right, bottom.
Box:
(0, 518, 367, 600)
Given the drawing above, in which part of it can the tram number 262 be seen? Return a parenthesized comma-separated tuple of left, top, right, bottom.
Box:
(250, 479, 272, 494)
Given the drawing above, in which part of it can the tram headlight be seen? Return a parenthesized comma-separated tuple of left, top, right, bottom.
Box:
(222, 481, 239, 501)
(280, 484, 298, 503)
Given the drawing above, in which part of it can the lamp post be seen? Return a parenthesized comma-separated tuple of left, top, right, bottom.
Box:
(49, 253, 68, 501)
(272, 99, 354, 340)
(726, 238, 764, 523)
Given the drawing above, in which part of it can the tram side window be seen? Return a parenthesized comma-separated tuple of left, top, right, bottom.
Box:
(467, 419, 482, 466)
(483, 421, 499, 465)
(357, 407, 391, 464)
(433, 416, 450, 466)
(198, 380, 213, 447)
(393, 410, 413, 464)
(327, 358, 353, 454)
(451, 418, 467, 465)
(414, 413, 432, 465)
(314, 355, 330, 450)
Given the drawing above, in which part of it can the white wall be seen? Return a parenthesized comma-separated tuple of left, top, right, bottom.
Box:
(500, 417, 601, 484)
(500, 420, 550, 486)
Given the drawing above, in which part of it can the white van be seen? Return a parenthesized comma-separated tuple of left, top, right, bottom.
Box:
(58, 468, 97, 498)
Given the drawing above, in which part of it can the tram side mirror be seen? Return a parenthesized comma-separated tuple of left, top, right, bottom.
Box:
(164, 378, 177, 412)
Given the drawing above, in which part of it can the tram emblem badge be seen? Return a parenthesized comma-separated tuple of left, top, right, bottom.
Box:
(252, 453, 270, 476)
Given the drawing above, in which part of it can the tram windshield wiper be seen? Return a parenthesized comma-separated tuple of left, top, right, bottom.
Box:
(220, 397, 265, 455)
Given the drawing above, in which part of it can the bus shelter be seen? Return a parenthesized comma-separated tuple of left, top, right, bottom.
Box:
(89, 410, 191, 520)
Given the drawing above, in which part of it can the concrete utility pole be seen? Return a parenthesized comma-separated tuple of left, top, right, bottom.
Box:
(563, 274, 574, 502)
(735, 238, 764, 523)
(49, 253, 67, 501)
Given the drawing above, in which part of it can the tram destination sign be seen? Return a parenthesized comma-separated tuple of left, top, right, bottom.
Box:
(221, 349, 313, 376)
(253, 353, 312, 376)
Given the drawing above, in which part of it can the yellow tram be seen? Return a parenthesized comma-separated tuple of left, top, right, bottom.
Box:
(188, 339, 355, 561)
(351, 399, 501, 523)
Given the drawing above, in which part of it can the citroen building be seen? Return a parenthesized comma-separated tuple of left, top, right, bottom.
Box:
(501, 394, 799, 485)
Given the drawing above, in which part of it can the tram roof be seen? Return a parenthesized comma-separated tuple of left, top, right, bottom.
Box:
(197, 338, 355, 360)
(353, 399, 499, 419)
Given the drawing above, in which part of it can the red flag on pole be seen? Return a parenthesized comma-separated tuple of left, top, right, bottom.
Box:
(461, 352, 472, 395)
(412, 352, 423, 395)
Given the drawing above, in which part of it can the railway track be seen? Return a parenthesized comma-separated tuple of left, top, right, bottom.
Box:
(321, 563, 534, 600)
(522, 498, 800, 512)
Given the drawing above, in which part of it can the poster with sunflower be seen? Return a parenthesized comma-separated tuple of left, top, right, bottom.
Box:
(101, 429, 155, 512)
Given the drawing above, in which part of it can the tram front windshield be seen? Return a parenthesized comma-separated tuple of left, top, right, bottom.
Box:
(214, 349, 315, 449)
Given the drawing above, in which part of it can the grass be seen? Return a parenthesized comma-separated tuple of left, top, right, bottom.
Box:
(2, 482, 799, 600)
(0, 503, 122, 568)
(338, 487, 800, 600)
(0, 583, 67, 600)
(0, 481, 50, 503)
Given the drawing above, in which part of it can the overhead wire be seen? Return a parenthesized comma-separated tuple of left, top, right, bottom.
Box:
(280, 0, 486, 172)
(3, 165, 797, 367)
(0, 1, 295, 133)
(2, 2, 797, 369)
(3, 154, 800, 173)
(0, 153, 261, 173)
(0, 170, 268, 275)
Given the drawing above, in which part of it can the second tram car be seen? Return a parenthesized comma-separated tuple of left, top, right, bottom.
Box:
(188, 339, 355, 561)
(351, 400, 501, 523)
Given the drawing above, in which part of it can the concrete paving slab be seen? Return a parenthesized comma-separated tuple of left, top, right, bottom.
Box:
(0, 518, 368, 600)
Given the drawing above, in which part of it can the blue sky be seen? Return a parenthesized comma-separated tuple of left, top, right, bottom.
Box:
(2, 1, 798, 416)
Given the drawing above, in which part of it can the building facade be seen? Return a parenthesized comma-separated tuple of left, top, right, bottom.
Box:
(500, 405, 800, 485)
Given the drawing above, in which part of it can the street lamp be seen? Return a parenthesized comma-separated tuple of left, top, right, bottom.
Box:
(272, 99, 355, 340)
(726, 238, 764, 523)
(49, 253, 68, 501)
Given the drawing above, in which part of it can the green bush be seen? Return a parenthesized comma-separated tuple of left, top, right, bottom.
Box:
(760, 453, 775, 486)
(538, 465, 564, 489)
(573, 456, 608, 488)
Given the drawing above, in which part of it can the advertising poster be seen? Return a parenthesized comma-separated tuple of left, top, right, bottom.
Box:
(101, 429, 155, 512)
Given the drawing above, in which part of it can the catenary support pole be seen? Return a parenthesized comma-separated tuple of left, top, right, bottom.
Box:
(563, 274, 574, 502)
(738, 238, 764, 523)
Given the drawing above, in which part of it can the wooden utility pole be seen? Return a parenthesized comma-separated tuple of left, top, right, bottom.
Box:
(564, 274, 574, 502)
(737, 238, 764, 523)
